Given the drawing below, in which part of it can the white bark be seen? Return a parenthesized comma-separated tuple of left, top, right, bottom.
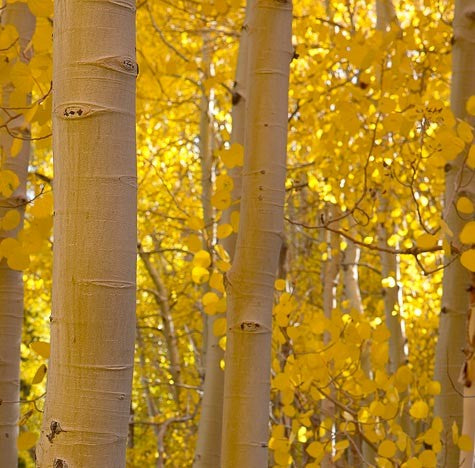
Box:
(434, 1, 475, 466)
(0, 3, 35, 466)
(221, 1, 292, 466)
(193, 12, 249, 465)
(36, 0, 137, 466)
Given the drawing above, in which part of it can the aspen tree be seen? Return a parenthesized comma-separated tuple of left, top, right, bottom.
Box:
(374, 0, 406, 377)
(193, 37, 224, 467)
(434, 0, 475, 465)
(221, 1, 292, 466)
(194, 12, 249, 461)
(36, 0, 137, 466)
(0, 3, 34, 466)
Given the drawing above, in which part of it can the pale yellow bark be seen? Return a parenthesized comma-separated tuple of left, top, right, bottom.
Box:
(0, 3, 34, 466)
(221, 1, 292, 466)
(434, 1, 475, 466)
(139, 248, 182, 405)
(320, 208, 340, 468)
(194, 15, 249, 466)
(377, 210, 406, 374)
(375, 0, 398, 31)
(36, 1, 137, 466)
(459, 287, 475, 468)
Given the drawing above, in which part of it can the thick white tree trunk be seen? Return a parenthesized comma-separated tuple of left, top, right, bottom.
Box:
(36, 0, 137, 466)
(0, 3, 34, 466)
(434, 1, 475, 466)
(221, 1, 292, 466)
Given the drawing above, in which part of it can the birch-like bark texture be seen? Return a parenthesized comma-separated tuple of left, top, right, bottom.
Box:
(221, 1, 292, 466)
(193, 12, 249, 465)
(0, 4, 34, 466)
(459, 275, 475, 468)
(36, 0, 137, 466)
(375, 0, 397, 31)
(321, 210, 340, 468)
(375, 0, 406, 377)
(434, 1, 475, 465)
(193, 38, 222, 466)
(377, 207, 406, 374)
(139, 248, 182, 405)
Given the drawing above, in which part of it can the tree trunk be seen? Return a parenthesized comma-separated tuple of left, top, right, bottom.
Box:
(434, 1, 475, 465)
(221, 1, 292, 466)
(0, 3, 35, 466)
(193, 11, 249, 465)
(36, 1, 137, 466)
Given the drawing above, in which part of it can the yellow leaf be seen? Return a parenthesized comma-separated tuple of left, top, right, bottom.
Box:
(30, 341, 50, 359)
(418, 450, 436, 467)
(184, 234, 202, 253)
(214, 244, 230, 262)
(427, 381, 441, 395)
(275, 279, 286, 291)
(193, 250, 211, 268)
(216, 259, 231, 272)
(405, 457, 422, 468)
(7, 251, 30, 271)
(230, 210, 240, 232)
(217, 223, 233, 239)
(378, 440, 396, 458)
(9, 62, 34, 93)
(191, 266, 209, 284)
(215, 173, 234, 192)
(457, 121, 473, 144)
(416, 233, 438, 250)
(306, 441, 324, 459)
(30, 192, 53, 218)
(212, 317, 227, 336)
(460, 221, 475, 244)
(0, 24, 19, 51)
(458, 434, 473, 452)
(432, 417, 443, 433)
(209, 271, 225, 292)
(457, 196, 474, 214)
(187, 216, 204, 231)
(211, 190, 231, 210)
(10, 138, 23, 158)
(466, 96, 475, 116)
(409, 400, 429, 419)
(467, 145, 475, 169)
(28, 0, 53, 17)
(219, 143, 244, 168)
(17, 431, 38, 450)
(32, 364, 47, 384)
(335, 439, 349, 452)
(461, 250, 475, 272)
(0, 170, 20, 197)
(395, 365, 413, 390)
(2, 209, 21, 231)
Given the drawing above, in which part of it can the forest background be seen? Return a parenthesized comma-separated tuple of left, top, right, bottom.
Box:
(1, 0, 475, 467)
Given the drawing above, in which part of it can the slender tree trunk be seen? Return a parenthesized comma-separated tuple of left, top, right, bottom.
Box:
(139, 248, 182, 405)
(0, 4, 34, 466)
(374, 0, 406, 377)
(221, 1, 292, 466)
(434, 1, 475, 465)
(193, 11, 249, 465)
(321, 208, 340, 468)
(377, 208, 406, 374)
(193, 36, 222, 468)
(459, 274, 475, 468)
(36, 1, 137, 466)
